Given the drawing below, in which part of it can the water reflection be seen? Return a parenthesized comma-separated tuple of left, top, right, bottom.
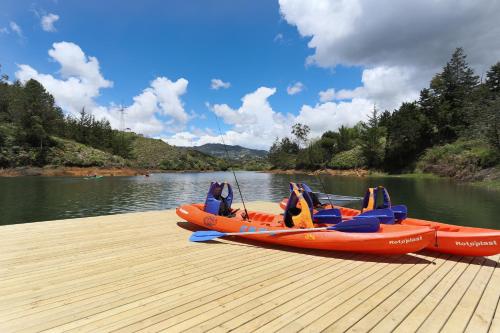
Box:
(0, 171, 499, 228)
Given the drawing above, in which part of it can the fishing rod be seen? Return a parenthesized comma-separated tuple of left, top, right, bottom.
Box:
(306, 142, 334, 208)
(214, 115, 250, 220)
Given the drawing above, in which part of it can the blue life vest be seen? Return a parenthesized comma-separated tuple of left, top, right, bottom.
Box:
(204, 182, 234, 216)
(362, 186, 391, 212)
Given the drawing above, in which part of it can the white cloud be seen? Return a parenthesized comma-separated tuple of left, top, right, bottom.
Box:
(9, 22, 22, 37)
(0, 27, 8, 34)
(210, 78, 231, 90)
(335, 66, 422, 111)
(15, 41, 190, 136)
(274, 33, 284, 43)
(295, 99, 372, 138)
(41, 13, 59, 32)
(162, 86, 374, 149)
(16, 42, 112, 116)
(318, 88, 335, 102)
(287, 81, 304, 95)
(280, 0, 500, 110)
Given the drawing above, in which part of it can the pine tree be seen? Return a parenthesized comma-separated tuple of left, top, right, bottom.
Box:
(428, 48, 479, 142)
(360, 106, 386, 168)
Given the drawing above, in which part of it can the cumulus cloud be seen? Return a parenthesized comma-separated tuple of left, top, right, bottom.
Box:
(162, 86, 373, 149)
(318, 88, 335, 102)
(280, 0, 500, 70)
(41, 13, 59, 32)
(287, 81, 304, 95)
(16, 42, 113, 116)
(280, 0, 500, 110)
(15, 41, 189, 136)
(210, 78, 231, 90)
(9, 22, 22, 37)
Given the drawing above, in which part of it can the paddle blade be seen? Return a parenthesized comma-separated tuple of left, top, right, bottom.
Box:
(328, 217, 380, 233)
(189, 230, 226, 242)
(313, 208, 342, 224)
(392, 204, 408, 221)
(358, 208, 395, 224)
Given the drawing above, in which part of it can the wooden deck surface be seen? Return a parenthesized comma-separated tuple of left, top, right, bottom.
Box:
(0, 201, 498, 333)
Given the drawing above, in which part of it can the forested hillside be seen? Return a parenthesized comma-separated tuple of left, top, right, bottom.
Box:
(0, 72, 228, 171)
(269, 48, 500, 181)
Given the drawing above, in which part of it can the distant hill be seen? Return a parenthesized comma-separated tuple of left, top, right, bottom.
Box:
(130, 136, 227, 170)
(190, 143, 268, 161)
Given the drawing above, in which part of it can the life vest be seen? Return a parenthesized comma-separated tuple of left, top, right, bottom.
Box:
(204, 182, 233, 216)
(297, 183, 323, 208)
(283, 183, 314, 228)
(362, 186, 391, 212)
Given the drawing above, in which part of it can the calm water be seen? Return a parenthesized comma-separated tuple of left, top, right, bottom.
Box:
(0, 171, 499, 229)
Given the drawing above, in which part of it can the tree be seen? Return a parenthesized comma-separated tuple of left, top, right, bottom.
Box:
(486, 62, 500, 94)
(291, 123, 310, 148)
(268, 137, 299, 169)
(360, 106, 386, 168)
(384, 102, 432, 171)
(427, 48, 479, 142)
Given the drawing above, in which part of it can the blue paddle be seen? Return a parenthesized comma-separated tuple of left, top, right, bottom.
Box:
(189, 217, 380, 242)
(355, 208, 396, 224)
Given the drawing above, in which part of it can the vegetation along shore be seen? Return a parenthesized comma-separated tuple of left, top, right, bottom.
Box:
(1, 48, 499, 187)
(268, 48, 500, 186)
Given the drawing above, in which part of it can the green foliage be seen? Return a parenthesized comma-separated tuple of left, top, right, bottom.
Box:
(267, 48, 499, 179)
(130, 135, 226, 170)
(359, 106, 386, 168)
(384, 102, 432, 171)
(47, 138, 126, 167)
(328, 146, 366, 169)
(426, 48, 479, 143)
(268, 137, 299, 169)
(417, 139, 498, 180)
(291, 123, 310, 148)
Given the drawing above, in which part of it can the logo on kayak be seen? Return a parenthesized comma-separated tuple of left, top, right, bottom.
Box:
(455, 240, 497, 247)
(304, 233, 315, 240)
(203, 216, 217, 227)
(389, 236, 422, 245)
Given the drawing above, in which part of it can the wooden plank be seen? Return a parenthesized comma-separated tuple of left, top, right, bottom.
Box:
(345, 252, 450, 332)
(314, 253, 443, 332)
(0, 248, 288, 332)
(229, 256, 410, 333)
(142, 254, 374, 333)
(441, 256, 498, 332)
(412, 256, 486, 332)
(465, 256, 500, 333)
(369, 256, 471, 333)
(391, 256, 480, 332)
(51, 253, 341, 332)
(0, 201, 497, 333)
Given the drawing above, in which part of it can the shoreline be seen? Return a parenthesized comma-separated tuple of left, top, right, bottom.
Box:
(263, 168, 371, 177)
(0, 166, 231, 177)
(0, 166, 153, 177)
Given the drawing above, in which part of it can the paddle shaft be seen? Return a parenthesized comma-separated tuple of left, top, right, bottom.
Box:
(224, 227, 331, 237)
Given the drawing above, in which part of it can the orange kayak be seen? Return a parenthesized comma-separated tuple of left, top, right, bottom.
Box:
(279, 199, 500, 257)
(176, 204, 435, 255)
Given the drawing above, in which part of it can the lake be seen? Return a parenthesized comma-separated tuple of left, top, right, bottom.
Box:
(0, 171, 499, 229)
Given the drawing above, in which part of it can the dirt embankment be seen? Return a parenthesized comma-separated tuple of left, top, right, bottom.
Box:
(0, 166, 153, 177)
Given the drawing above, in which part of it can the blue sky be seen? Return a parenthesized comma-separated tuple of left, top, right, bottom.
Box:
(1, 1, 499, 148)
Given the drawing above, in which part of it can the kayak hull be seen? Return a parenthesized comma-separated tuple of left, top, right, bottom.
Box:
(279, 199, 500, 257)
(176, 204, 434, 255)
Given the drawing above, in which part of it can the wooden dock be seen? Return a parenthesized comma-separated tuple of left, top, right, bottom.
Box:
(0, 201, 498, 333)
